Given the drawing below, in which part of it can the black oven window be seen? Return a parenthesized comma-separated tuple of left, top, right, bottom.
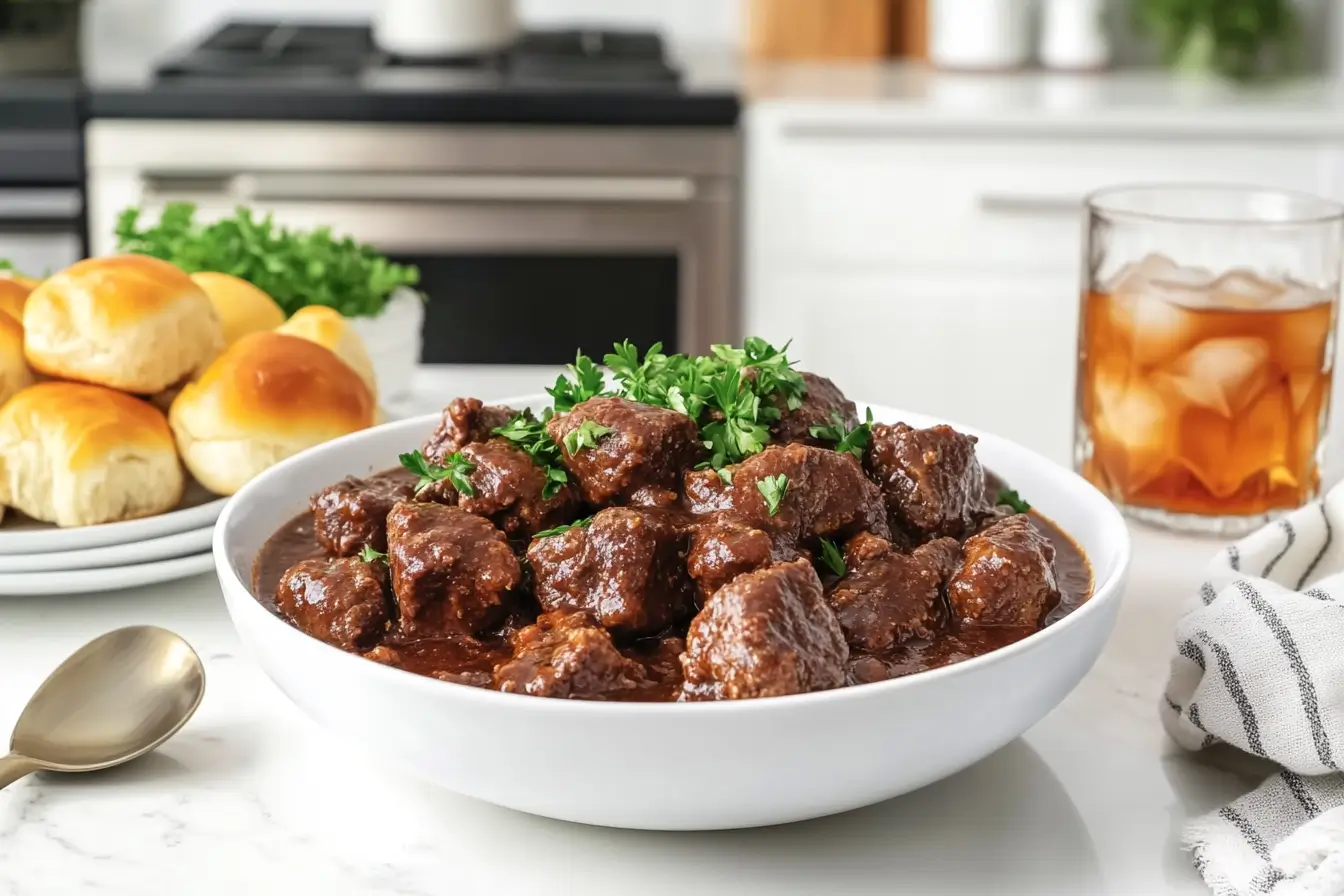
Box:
(397, 253, 680, 364)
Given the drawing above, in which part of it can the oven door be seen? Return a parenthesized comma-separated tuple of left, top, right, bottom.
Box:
(139, 171, 734, 364)
(0, 187, 83, 277)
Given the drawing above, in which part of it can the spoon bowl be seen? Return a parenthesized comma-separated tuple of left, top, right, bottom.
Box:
(2, 626, 205, 786)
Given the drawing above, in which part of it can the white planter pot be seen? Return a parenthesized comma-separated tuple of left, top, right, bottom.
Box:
(347, 287, 424, 403)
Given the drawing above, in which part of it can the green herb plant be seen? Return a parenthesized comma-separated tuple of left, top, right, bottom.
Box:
(1135, 0, 1298, 81)
(114, 202, 421, 317)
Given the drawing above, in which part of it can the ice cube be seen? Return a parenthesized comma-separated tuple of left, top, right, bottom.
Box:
(1107, 291, 1203, 367)
(1207, 269, 1284, 310)
(1272, 300, 1335, 374)
(1182, 383, 1292, 500)
(1155, 337, 1271, 418)
(1093, 375, 1175, 493)
(1103, 253, 1182, 295)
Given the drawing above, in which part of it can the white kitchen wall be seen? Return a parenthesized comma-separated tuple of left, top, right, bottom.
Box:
(137, 0, 741, 49)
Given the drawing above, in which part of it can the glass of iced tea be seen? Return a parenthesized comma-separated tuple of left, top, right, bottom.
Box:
(1077, 185, 1344, 535)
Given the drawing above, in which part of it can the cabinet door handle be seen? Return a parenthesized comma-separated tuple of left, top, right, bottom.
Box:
(978, 195, 1083, 217)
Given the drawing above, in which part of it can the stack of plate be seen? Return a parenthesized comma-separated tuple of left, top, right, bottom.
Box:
(0, 483, 227, 595)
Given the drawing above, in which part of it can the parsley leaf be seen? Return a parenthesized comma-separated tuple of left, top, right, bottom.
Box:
(114, 202, 419, 318)
(493, 410, 570, 499)
(533, 517, 594, 539)
(818, 538, 846, 577)
(399, 449, 476, 497)
(810, 408, 875, 461)
(546, 351, 606, 412)
(997, 489, 1031, 514)
(717, 467, 734, 486)
(757, 473, 789, 517)
(358, 544, 387, 563)
(562, 419, 611, 455)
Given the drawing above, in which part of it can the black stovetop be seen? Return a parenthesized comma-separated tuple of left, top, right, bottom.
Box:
(155, 21, 682, 88)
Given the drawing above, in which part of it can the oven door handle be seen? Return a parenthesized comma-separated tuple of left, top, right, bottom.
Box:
(142, 172, 697, 205)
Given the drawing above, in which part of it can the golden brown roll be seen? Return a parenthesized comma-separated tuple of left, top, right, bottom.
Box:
(274, 305, 378, 400)
(190, 271, 286, 346)
(23, 255, 224, 393)
(169, 332, 376, 496)
(0, 310, 34, 408)
(0, 382, 184, 527)
(0, 276, 34, 322)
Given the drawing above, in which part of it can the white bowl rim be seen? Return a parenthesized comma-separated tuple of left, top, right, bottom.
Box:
(215, 399, 1132, 716)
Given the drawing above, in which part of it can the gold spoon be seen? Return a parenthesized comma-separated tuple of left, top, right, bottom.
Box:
(0, 625, 206, 791)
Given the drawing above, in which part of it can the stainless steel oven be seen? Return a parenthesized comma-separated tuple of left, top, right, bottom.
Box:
(86, 122, 739, 362)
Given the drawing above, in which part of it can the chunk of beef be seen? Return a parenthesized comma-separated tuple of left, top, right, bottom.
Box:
(866, 422, 989, 540)
(275, 557, 390, 652)
(547, 396, 702, 507)
(385, 502, 520, 637)
(947, 515, 1059, 627)
(687, 513, 793, 600)
(771, 371, 860, 446)
(434, 438, 582, 538)
(527, 507, 695, 637)
(310, 471, 415, 557)
(827, 535, 960, 652)
(422, 397, 517, 464)
(680, 559, 848, 701)
(683, 443, 889, 553)
(494, 611, 647, 699)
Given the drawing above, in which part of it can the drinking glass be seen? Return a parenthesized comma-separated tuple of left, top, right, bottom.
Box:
(1076, 185, 1344, 536)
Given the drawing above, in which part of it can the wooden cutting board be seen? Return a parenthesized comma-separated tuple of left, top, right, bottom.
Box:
(744, 0, 891, 60)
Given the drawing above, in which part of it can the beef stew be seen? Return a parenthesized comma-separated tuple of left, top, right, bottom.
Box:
(253, 339, 1093, 703)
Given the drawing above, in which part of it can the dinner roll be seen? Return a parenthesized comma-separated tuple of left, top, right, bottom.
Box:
(170, 332, 375, 496)
(274, 305, 378, 399)
(23, 255, 224, 393)
(0, 382, 184, 527)
(0, 311, 34, 407)
(190, 271, 286, 346)
(0, 276, 34, 322)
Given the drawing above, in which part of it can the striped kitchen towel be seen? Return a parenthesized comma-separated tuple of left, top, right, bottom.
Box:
(1163, 483, 1344, 896)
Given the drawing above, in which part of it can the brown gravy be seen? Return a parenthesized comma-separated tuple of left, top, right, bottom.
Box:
(252, 467, 1093, 700)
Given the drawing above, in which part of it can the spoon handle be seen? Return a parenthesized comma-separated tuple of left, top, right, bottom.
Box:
(0, 753, 40, 790)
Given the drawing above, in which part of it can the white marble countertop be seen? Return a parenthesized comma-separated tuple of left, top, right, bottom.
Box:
(0, 367, 1270, 895)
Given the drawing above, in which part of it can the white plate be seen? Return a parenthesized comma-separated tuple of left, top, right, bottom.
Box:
(0, 481, 227, 556)
(0, 525, 216, 573)
(0, 550, 215, 595)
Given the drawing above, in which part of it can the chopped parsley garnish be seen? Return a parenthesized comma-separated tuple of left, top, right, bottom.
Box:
(358, 545, 387, 563)
(818, 538, 846, 577)
(533, 517, 594, 539)
(997, 489, 1031, 514)
(546, 351, 606, 412)
(493, 410, 569, 499)
(701, 366, 775, 468)
(713, 337, 806, 412)
(809, 408, 875, 461)
(757, 473, 789, 517)
(399, 449, 476, 497)
(561, 419, 611, 455)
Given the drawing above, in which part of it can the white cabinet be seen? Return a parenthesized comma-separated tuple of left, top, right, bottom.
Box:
(763, 270, 1079, 464)
(745, 105, 1344, 464)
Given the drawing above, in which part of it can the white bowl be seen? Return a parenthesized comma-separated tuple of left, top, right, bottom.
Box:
(214, 400, 1131, 831)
